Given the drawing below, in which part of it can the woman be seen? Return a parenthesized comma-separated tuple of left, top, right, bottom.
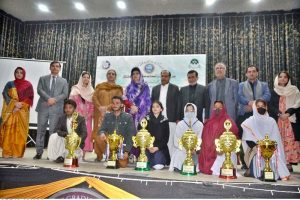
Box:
(269, 71, 300, 172)
(169, 103, 203, 172)
(138, 101, 170, 169)
(0, 67, 34, 158)
(69, 71, 94, 160)
(199, 101, 239, 175)
(124, 67, 151, 128)
(242, 99, 290, 180)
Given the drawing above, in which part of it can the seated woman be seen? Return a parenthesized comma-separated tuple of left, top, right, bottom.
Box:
(138, 101, 170, 170)
(242, 99, 290, 180)
(199, 101, 239, 175)
(47, 99, 87, 163)
(169, 103, 203, 172)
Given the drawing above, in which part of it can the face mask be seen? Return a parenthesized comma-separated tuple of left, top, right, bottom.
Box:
(186, 112, 194, 119)
(215, 108, 221, 115)
(257, 107, 267, 115)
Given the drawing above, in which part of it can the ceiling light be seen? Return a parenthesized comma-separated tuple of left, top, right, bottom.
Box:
(205, 0, 217, 6)
(38, 4, 49, 12)
(74, 2, 86, 11)
(116, 1, 126, 10)
(251, 0, 261, 3)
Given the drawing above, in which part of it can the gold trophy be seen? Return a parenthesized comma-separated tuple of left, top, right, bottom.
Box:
(257, 135, 277, 182)
(215, 119, 241, 179)
(106, 130, 124, 169)
(179, 121, 201, 175)
(64, 112, 82, 168)
(132, 118, 155, 171)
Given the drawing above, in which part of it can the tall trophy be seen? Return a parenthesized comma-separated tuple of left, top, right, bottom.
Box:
(178, 121, 201, 176)
(257, 135, 277, 182)
(106, 130, 124, 169)
(64, 112, 82, 168)
(215, 119, 241, 179)
(132, 118, 155, 171)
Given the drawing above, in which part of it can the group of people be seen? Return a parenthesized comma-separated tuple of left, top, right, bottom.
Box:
(0, 61, 299, 181)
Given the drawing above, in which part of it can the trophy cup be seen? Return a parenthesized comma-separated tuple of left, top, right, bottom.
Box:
(106, 130, 124, 169)
(215, 119, 241, 179)
(64, 112, 82, 168)
(257, 135, 277, 182)
(179, 121, 201, 175)
(132, 118, 155, 171)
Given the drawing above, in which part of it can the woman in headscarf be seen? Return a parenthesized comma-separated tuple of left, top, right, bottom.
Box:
(169, 103, 203, 172)
(199, 101, 239, 175)
(242, 99, 290, 180)
(69, 71, 94, 160)
(123, 67, 151, 128)
(0, 67, 34, 158)
(269, 71, 300, 172)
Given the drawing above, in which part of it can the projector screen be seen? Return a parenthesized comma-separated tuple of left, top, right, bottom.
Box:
(0, 57, 65, 128)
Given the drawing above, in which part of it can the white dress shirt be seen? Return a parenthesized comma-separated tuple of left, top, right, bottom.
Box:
(159, 83, 169, 118)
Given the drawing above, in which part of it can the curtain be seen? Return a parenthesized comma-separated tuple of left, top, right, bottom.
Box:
(0, 9, 299, 89)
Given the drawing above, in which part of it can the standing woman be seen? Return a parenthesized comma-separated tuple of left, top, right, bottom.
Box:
(69, 71, 94, 160)
(138, 101, 170, 169)
(269, 71, 300, 172)
(0, 67, 34, 158)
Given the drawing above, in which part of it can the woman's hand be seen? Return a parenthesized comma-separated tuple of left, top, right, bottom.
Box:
(15, 102, 23, 108)
(130, 105, 138, 114)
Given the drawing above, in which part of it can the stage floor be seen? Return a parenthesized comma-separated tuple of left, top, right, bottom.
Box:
(1, 147, 300, 186)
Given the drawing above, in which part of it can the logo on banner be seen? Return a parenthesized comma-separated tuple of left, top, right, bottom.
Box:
(144, 63, 155, 74)
(102, 60, 111, 69)
(189, 58, 201, 68)
(49, 188, 105, 199)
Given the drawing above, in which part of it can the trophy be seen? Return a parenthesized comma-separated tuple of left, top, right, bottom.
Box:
(257, 135, 277, 182)
(64, 112, 82, 168)
(106, 130, 124, 169)
(132, 118, 155, 171)
(179, 121, 201, 175)
(215, 119, 241, 179)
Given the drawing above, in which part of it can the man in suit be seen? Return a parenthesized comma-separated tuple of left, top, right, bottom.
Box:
(47, 99, 87, 163)
(178, 70, 206, 122)
(205, 62, 239, 121)
(151, 70, 180, 157)
(33, 61, 69, 159)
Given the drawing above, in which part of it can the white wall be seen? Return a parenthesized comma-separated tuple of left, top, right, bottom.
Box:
(0, 57, 65, 127)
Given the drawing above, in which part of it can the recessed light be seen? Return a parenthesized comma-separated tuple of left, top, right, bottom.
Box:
(116, 1, 126, 10)
(38, 4, 49, 12)
(205, 0, 217, 6)
(251, 0, 261, 3)
(74, 2, 86, 11)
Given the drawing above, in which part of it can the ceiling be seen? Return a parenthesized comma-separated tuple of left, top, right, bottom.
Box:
(0, 0, 299, 22)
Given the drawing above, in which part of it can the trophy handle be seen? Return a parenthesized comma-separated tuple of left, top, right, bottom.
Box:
(76, 137, 81, 151)
(132, 136, 137, 148)
(215, 139, 221, 152)
(149, 136, 155, 148)
(235, 140, 241, 153)
(179, 139, 183, 150)
(196, 138, 202, 151)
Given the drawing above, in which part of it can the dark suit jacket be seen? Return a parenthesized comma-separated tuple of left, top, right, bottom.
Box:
(54, 114, 87, 149)
(151, 83, 180, 122)
(178, 84, 206, 122)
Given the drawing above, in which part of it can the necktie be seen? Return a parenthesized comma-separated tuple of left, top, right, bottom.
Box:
(50, 76, 56, 96)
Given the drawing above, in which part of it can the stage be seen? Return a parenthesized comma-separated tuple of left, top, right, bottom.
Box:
(0, 148, 300, 198)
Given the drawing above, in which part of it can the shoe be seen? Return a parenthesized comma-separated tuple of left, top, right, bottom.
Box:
(241, 164, 248, 170)
(55, 156, 64, 163)
(287, 164, 293, 172)
(243, 169, 251, 177)
(33, 154, 42, 160)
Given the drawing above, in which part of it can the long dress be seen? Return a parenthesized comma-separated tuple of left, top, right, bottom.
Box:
(169, 103, 203, 171)
(242, 103, 290, 180)
(0, 68, 34, 158)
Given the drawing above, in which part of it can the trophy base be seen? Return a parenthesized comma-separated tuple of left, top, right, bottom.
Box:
(260, 171, 276, 182)
(106, 160, 119, 169)
(219, 168, 237, 179)
(180, 165, 197, 176)
(64, 157, 79, 168)
(135, 162, 151, 171)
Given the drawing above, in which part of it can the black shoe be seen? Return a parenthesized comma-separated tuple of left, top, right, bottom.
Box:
(55, 156, 64, 163)
(33, 154, 42, 160)
(241, 164, 248, 170)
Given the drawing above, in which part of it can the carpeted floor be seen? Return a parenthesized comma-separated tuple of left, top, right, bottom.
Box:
(1, 163, 299, 199)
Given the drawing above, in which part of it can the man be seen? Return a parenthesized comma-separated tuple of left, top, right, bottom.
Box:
(178, 70, 206, 122)
(92, 69, 123, 161)
(205, 62, 239, 121)
(98, 96, 136, 167)
(47, 99, 87, 163)
(151, 70, 179, 157)
(237, 65, 271, 169)
(34, 61, 68, 159)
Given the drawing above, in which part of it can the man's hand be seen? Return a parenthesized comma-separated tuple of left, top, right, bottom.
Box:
(47, 98, 57, 106)
(99, 133, 106, 141)
(280, 113, 290, 120)
(245, 105, 252, 112)
(130, 105, 138, 114)
(248, 101, 254, 107)
(15, 102, 23, 109)
(148, 147, 159, 153)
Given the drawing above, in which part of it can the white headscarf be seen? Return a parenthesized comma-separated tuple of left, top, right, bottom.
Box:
(183, 103, 198, 126)
(274, 75, 300, 123)
(70, 71, 94, 102)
